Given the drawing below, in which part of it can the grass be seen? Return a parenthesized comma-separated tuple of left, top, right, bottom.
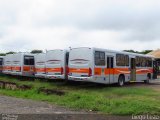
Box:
(0, 74, 160, 115)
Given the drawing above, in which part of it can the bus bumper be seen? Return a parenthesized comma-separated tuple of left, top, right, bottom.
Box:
(45, 75, 65, 79)
(68, 76, 93, 81)
(11, 72, 22, 76)
(35, 74, 46, 78)
(2, 71, 12, 74)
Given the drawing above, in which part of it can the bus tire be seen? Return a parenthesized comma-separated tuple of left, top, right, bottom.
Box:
(144, 74, 151, 84)
(118, 75, 125, 86)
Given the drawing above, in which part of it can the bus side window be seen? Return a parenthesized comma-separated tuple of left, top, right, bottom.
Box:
(95, 51, 105, 66)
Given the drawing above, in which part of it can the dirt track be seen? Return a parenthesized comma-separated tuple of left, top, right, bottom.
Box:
(0, 95, 87, 114)
(124, 79, 160, 91)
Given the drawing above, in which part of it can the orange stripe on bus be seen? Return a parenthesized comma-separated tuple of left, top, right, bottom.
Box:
(114, 68, 130, 74)
(69, 67, 153, 75)
(94, 68, 102, 75)
(94, 68, 152, 75)
(3, 66, 12, 70)
(69, 68, 89, 73)
(46, 68, 61, 72)
(12, 66, 21, 71)
(0, 67, 3, 71)
(23, 66, 34, 72)
(35, 68, 46, 72)
(136, 68, 153, 74)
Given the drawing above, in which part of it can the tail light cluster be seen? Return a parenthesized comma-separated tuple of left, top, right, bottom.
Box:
(61, 67, 64, 75)
(66, 66, 69, 75)
(88, 68, 92, 77)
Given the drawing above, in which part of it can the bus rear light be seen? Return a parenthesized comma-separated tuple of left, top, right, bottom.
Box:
(88, 68, 92, 77)
(66, 66, 69, 75)
(61, 67, 64, 75)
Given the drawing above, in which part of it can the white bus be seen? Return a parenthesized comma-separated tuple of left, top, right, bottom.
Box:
(45, 49, 69, 79)
(0, 56, 4, 73)
(3, 54, 13, 74)
(68, 47, 154, 86)
(35, 53, 46, 78)
(11, 53, 35, 77)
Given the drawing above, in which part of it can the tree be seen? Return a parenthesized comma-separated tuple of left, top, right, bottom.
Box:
(0, 53, 6, 56)
(123, 50, 153, 54)
(140, 50, 152, 54)
(6, 51, 16, 54)
(31, 50, 43, 54)
(123, 50, 139, 53)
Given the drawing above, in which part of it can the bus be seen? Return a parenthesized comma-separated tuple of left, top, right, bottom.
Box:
(68, 47, 154, 86)
(11, 53, 35, 77)
(35, 53, 46, 78)
(45, 49, 69, 80)
(3, 54, 13, 74)
(0, 56, 4, 73)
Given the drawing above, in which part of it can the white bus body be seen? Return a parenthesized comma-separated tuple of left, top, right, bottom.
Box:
(35, 53, 46, 78)
(3, 54, 13, 74)
(0, 56, 4, 73)
(11, 53, 35, 77)
(68, 47, 154, 85)
(45, 49, 69, 79)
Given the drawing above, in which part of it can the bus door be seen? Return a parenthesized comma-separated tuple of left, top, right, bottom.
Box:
(107, 56, 114, 83)
(153, 60, 158, 79)
(130, 58, 136, 81)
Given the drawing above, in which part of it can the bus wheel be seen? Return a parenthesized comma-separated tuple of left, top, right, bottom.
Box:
(144, 74, 151, 84)
(118, 75, 125, 86)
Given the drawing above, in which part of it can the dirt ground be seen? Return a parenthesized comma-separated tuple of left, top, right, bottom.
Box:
(125, 79, 160, 91)
(0, 95, 88, 114)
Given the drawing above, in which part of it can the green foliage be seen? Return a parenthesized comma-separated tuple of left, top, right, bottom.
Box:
(6, 51, 16, 54)
(0, 75, 160, 115)
(123, 50, 153, 54)
(30, 50, 43, 54)
(141, 50, 153, 54)
(0, 53, 6, 56)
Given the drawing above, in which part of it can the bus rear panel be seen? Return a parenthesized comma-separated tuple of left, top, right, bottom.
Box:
(45, 50, 68, 80)
(3, 54, 13, 75)
(35, 53, 46, 78)
(68, 48, 93, 81)
(11, 53, 35, 77)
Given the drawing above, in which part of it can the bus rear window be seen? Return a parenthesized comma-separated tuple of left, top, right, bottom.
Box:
(24, 56, 34, 65)
(0, 58, 3, 65)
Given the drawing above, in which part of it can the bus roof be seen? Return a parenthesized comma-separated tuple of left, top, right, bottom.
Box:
(70, 47, 154, 58)
(12, 52, 35, 56)
(0, 56, 4, 58)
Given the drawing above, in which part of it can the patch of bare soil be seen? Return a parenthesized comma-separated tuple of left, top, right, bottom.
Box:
(0, 80, 32, 90)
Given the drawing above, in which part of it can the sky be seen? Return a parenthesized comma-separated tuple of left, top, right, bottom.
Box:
(0, 0, 160, 53)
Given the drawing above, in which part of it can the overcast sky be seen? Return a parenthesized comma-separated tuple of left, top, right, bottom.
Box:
(0, 0, 160, 52)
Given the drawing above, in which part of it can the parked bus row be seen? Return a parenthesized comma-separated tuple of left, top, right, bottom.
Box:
(0, 47, 155, 86)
